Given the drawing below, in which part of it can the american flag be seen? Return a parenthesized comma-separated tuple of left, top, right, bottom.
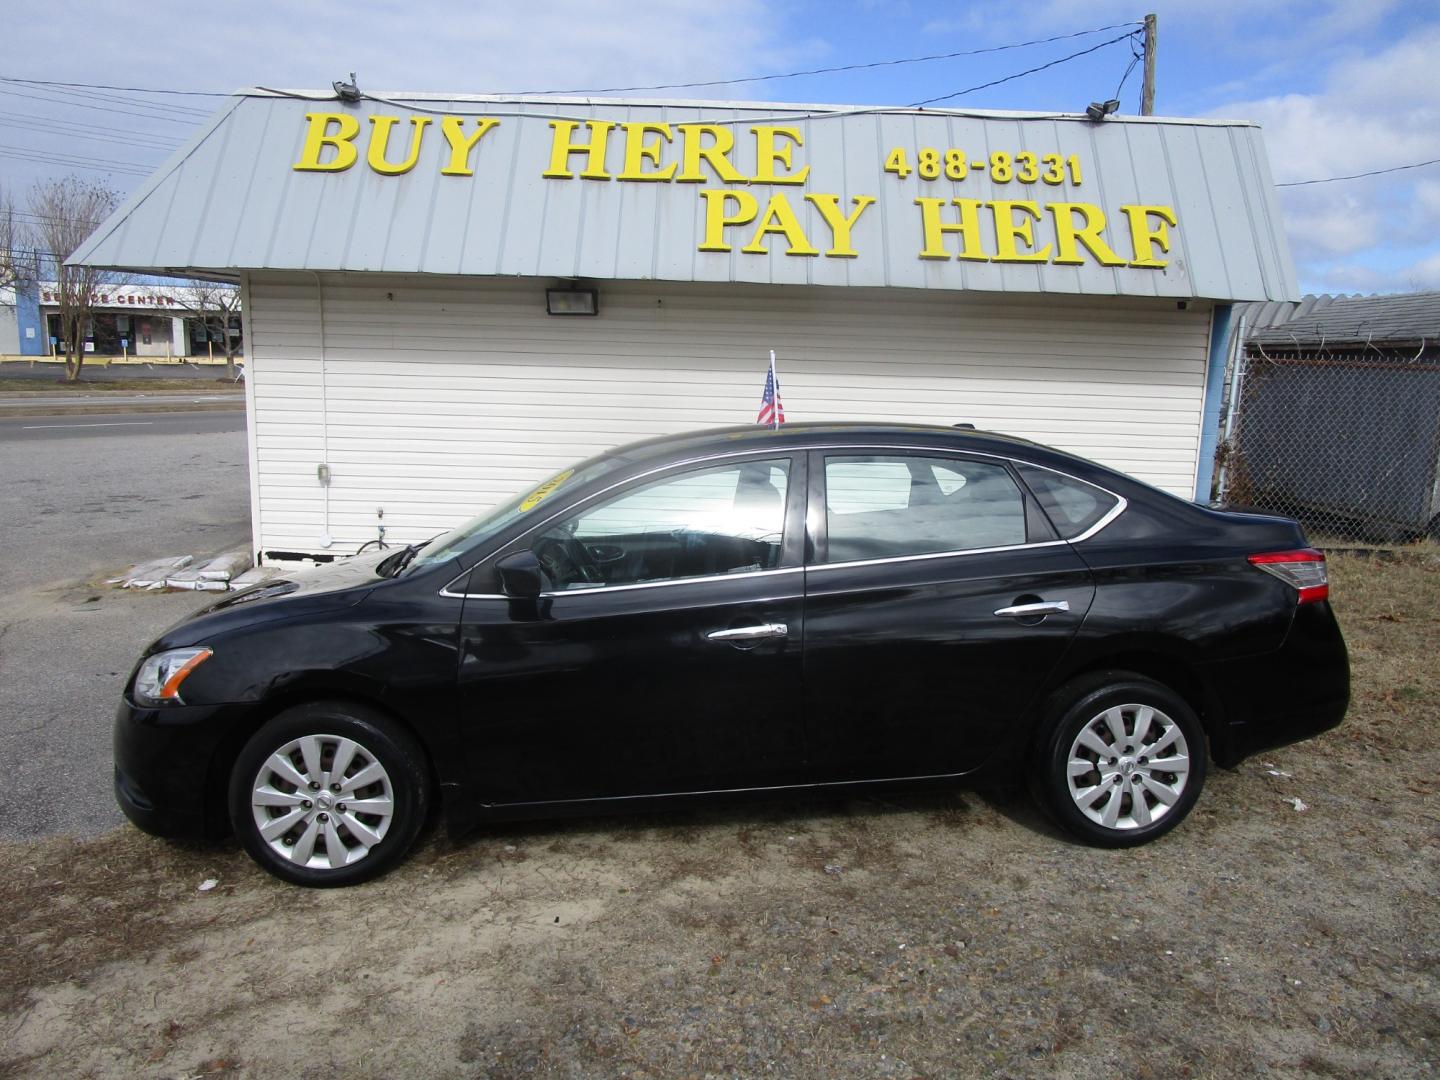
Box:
(756, 356, 785, 428)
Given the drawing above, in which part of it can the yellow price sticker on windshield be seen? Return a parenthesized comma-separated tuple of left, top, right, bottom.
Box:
(519, 469, 574, 512)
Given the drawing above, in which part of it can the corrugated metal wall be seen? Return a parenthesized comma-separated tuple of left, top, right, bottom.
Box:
(245, 272, 1211, 557)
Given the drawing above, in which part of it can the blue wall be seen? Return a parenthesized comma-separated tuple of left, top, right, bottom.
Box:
(15, 277, 44, 356)
(1194, 304, 1233, 502)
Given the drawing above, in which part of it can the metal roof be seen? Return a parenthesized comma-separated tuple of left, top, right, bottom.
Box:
(1243, 291, 1440, 346)
(72, 90, 1298, 302)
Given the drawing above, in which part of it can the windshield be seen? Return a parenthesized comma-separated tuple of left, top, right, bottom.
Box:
(404, 455, 623, 573)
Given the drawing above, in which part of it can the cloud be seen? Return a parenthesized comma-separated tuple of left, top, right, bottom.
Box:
(9, 0, 805, 98)
(1209, 24, 1440, 289)
(0, 0, 808, 193)
(1223, 29, 1440, 184)
(1302, 252, 1440, 295)
(1278, 191, 1382, 258)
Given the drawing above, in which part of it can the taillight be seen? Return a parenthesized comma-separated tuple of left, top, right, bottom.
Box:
(1248, 549, 1328, 604)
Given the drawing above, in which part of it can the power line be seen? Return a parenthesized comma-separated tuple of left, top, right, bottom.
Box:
(504, 20, 1144, 95)
(6, 81, 210, 119)
(11, 208, 119, 226)
(0, 87, 202, 125)
(0, 117, 176, 153)
(0, 142, 151, 169)
(5, 19, 1148, 128)
(0, 75, 230, 98)
(0, 147, 151, 177)
(2, 23, 1144, 103)
(910, 30, 1142, 107)
(0, 109, 181, 143)
(1114, 34, 1143, 105)
(1277, 158, 1440, 187)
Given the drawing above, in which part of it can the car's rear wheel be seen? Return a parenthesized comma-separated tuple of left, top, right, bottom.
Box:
(228, 701, 430, 887)
(1033, 673, 1206, 847)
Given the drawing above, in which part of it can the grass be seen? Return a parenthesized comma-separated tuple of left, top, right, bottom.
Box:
(1326, 550, 1440, 764)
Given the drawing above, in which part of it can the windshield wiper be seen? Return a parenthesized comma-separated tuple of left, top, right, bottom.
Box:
(378, 543, 422, 578)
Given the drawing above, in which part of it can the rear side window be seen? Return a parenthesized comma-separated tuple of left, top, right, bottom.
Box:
(1016, 464, 1119, 540)
(823, 454, 1027, 563)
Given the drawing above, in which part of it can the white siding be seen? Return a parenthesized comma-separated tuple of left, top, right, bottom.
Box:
(246, 272, 1211, 559)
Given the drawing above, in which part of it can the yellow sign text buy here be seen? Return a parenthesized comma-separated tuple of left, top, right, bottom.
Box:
(293, 112, 1179, 269)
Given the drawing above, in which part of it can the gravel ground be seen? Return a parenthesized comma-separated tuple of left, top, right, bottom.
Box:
(0, 554, 1435, 1079)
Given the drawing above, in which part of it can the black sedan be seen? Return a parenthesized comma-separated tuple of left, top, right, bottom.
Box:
(115, 423, 1349, 886)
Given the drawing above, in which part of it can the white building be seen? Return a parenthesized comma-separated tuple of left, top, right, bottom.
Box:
(28, 282, 241, 359)
(72, 90, 1296, 563)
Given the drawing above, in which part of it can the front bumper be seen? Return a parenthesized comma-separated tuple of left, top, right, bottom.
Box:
(113, 697, 260, 840)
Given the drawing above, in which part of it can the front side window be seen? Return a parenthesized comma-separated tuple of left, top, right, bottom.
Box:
(532, 459, 790, 589)
(824, 454, 1026, 563)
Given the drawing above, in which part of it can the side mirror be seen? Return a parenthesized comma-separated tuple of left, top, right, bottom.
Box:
(496, 550, 544, 598)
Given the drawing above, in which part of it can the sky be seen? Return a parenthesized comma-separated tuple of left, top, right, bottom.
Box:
(4, 0, 1439, 295)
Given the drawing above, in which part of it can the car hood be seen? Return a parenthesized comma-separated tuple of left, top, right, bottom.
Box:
(148, 551, 392, 651)
(204, 550, 393, 611)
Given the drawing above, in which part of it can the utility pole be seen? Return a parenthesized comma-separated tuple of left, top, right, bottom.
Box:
(1141, 13, 1157, 116)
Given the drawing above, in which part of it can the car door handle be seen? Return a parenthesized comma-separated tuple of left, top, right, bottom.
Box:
(706, 623, 788, 642)
(993, 600, 1071, 618)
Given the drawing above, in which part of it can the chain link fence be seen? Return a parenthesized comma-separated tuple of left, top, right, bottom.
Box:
(1213, 345, 1440, 545)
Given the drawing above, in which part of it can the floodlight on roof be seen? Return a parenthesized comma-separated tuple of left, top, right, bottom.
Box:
(1085, 99, 1121, 122)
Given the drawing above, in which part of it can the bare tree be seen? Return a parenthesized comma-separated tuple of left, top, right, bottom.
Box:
(175, 280, 243, 378)
(26, 176, 121, 381)
(0, 183, 31, 293)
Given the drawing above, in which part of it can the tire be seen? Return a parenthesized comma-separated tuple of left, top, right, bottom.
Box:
(1031, 672, 1207, 848)
(228, 701, 431, 887)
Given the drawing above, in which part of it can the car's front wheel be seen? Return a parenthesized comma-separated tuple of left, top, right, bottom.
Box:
(228, 701, 430, 886)
(1033, 673, 1206, 847)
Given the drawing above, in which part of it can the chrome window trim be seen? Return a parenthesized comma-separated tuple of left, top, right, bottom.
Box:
(439, 584, 488, 599)
(1068, 494, 1128, 542)
(806, 494, 1127, 574)
(438, 440, 1129, 598)
(809, 538, 1067, 573)
(445, 565, 803, 601)
(1010, 458, 1128, 543)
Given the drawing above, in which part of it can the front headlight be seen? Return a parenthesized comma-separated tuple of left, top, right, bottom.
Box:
(133, 647, 213, 707)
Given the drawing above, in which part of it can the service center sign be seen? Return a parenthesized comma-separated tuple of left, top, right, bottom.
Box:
(292, 111, 1178, 272)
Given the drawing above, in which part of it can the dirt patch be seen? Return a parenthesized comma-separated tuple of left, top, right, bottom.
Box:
(1, 555, 1436, 1078)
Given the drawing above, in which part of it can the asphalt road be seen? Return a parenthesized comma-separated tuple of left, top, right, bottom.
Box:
(0, 412, 251, 839)
(0, 409, 247, 441)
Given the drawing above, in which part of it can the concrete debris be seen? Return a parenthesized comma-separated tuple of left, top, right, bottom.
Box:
(229, 566, 281, 589)
(115, 555, 194, 588)
(196, 550, 253, 581)
(165, 576, 229, 591)
(113, 551, 265, 593)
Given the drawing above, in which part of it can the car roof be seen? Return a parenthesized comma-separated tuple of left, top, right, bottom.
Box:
(598, 421, 1074, 473)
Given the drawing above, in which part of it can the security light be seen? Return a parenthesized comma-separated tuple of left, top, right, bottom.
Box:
(333, 73, 361, 103)
(1086, 99, 1121, 122)
(546, 286, 599, 316)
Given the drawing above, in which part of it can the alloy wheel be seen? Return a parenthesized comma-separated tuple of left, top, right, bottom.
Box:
(1065, 703, 1191, 831)
(249, 734, 396, 870)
